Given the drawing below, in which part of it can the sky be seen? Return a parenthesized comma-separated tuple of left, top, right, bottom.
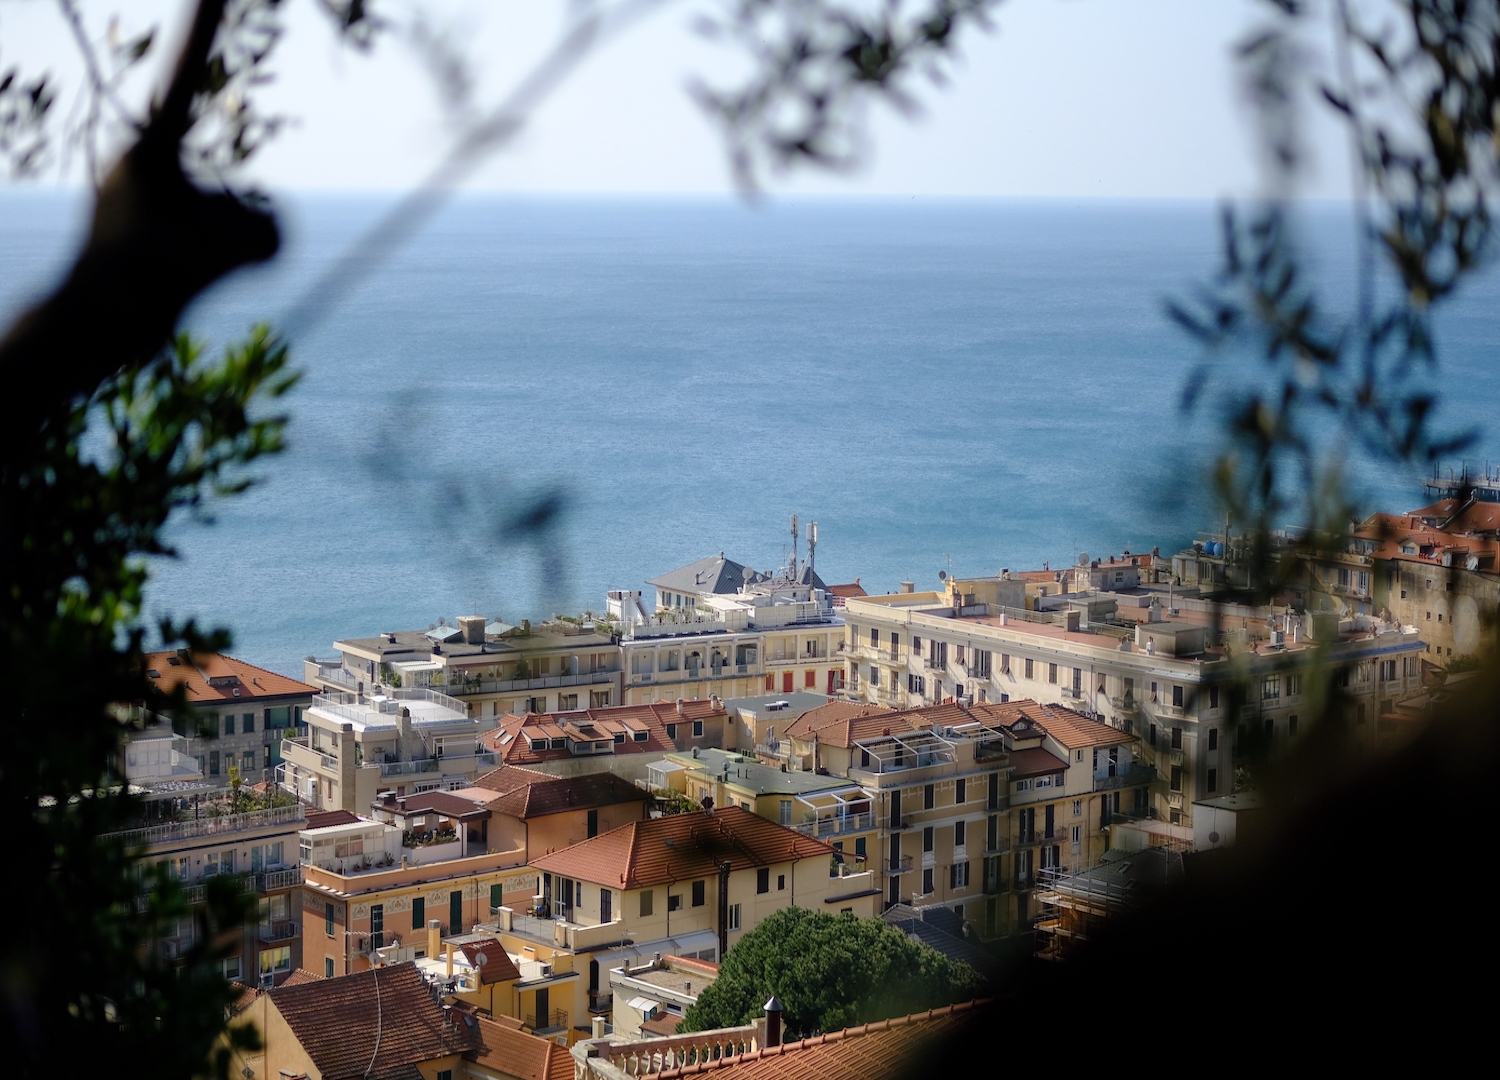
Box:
(2, 0, 1358, 199)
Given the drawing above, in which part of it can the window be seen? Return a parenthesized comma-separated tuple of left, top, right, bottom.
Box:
(411, 896, 425, 930)
(1208, 728, 1218, 750)
(668, 893, 682, 912)
(692, 719, 704, 737)
(633, 729, 648, 743)
(209, 750, 220, 776)
(1000, 653, 1010, 674)
(639, 890, 653, 917)
(1024, 658, 1034, 680)
(1288, 714, 1299, 737)
(924, 784, 935, 809)
(1379, 659, 1397, 681)
(1048, 662, 1058, 684)
(907, 673, 926, 695)
(259, 947, 291, 976)
(870, 628, 879, 647)
(692, 880, 706, 907)
(949, 862, 970, 888)
(869, 666, 878, 685)
(891, 633, 901, 655)
(325, 957, 335, 978)
(913, 636, 922, 652)
(1071, 824, 1081, 844)
(223, 955, 242, 980)
(370, 904, 384, 950)
(665, 723, 677, 740)
(954, 820, 966, 847)
(777, 874, 785, 890)
(1207, 768, 1218, 793)
(1172, 684, 1183, 707)
(1262, 674, 1280, 700)
(1171, 726, 1182, 750)
(1209, 685, 1219, 708)
(1072, 799, 1082, 816)
(922, 868, 934, 894)
(243, 712, 255, 732)
(756, 868, 770, 894)
(955, 778, 966, 804)
(728, 904, 741, 931)
(923, 826, 934, 853)
(223, 714, 235, 735)
(325, 902, 335, 937)
(1170, 766, 1182, 792)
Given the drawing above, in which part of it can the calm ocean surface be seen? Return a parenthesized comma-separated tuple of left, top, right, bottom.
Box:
(4, 192, 1498, 676)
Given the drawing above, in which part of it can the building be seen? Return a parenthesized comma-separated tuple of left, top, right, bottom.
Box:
(278, 685, 497, 813)
(1032, 846, 1181, 962)
(143, 649, 317, 787)
(308, 615, 623, 720)
(571, 999, 982, 1080)
(477, 700, 729, 778)
(720, 690, 832, 758)
(227, 962, 481, 1080)
(614, 550, 850, 706)
(608, 954, 721, 1040)
(463, 765, 653, 860)
(842, 572, 1426, 831)
(297, 803, 533, 979)
(525, 806, 875, 977)
(657, 747, 860, 825)
(109, 800, 308, 986)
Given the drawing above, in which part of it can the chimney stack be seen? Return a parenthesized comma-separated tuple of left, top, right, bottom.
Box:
(592, 1015, 606, 1039)
(428, 918, 441, 961)
(764, 996, 783, 1047)
(458, 615, 486, 645)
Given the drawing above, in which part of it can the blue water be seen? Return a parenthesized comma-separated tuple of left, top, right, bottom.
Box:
(4, 191, 1498, 675)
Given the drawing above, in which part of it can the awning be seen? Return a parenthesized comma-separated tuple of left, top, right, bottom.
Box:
(626, 997, 661, 1014)
(589, 929, 723, 973)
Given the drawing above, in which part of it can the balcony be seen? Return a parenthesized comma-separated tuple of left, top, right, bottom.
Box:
(257, 920, 300, 943)
(886, 855, 915, 874)
(106, 803, 306, 851)
(1015, 831, 1065, 848)
(282, 737, 337, 773)
(255, 867, 304, 892)
(1092, 764, 1157, 793)
(982, 835, 1011, 855)
(1059, 687, 1083, 700)
(794, 811, 875, 839)
(526, 1010, 569, 1035)
(437, 670, 615, 696)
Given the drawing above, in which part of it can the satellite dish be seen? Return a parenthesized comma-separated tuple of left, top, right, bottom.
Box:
(938, 570, 947, 581)
(474, 951, 487, 966)
(1208, 831, 1220, 844)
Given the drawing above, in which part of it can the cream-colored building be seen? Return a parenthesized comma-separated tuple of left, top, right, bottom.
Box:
(277, 686, 497, 812)
(843, 574, 1425, 832)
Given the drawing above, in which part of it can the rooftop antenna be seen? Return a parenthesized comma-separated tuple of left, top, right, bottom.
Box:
(807, 521, 818, 575)
(790, 514, 799, 582)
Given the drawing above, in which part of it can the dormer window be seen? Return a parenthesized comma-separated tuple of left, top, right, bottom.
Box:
(529, 738, 546, 752)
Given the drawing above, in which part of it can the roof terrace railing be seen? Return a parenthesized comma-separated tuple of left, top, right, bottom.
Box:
(106, 803, 306, 850)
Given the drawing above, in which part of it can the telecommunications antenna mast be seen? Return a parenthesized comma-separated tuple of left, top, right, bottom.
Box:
(790, 514, 799, 581)
(807, 521, 818, 575)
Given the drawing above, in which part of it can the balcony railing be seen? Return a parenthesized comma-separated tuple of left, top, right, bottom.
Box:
(257, 920, 300, 943)
(256, 867, 304, 892)
(437, 671, 614, 696)
(1092, 764, 1156, 793)
(283, 738, 337, 772)
(1015, 831, 1064, 848)
(526, 1010, 569, 1033)
(886, 855, 914, 873)
(106, 803, 306, 850)
(794, 811, 875, 839)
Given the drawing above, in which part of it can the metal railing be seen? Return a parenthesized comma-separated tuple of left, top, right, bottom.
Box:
(106, 803, 306, 850)
(886, 855, 914, 873)
(1015, 831, 1064, 847)
(283, 738, 338, 771)
(437, 671, 615, 695)
(1092, 764, 1156, 793)
(526, 1010, 569, 1032)
(257, 921, 300, 943)
(256, 867, 304, 892)
(794, 811, 875, 839)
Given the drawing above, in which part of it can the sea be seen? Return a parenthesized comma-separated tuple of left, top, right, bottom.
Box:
(4, 191, 1499, 677)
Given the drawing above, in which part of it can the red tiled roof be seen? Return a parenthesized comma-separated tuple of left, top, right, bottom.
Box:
(480, 701, 726, 766)
(306, 808, 362, 831)
(662, 955, 721, 977)
(457, 937, 523, 984)
(469, 1015, 573, 1080)
(826, 581, 868, 599)
(783, 701, 893, 740)
(269, 962, 479, 1080)
(1007, 746, 1069, 779)
(654, 1000, 982, 1080)
(141, 650, 316, 705)
(471, 767, 650, 820)
(375, 789, 491, 821)
(642, 1013, 685, 1037)
(530, 806, 832, 889)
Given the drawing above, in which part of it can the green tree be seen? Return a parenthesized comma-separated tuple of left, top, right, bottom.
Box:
(682, 908, 983, 1039)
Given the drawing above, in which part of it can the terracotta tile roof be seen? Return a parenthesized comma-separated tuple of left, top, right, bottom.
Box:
(783, 701, 894, 742)
(469, 1015, 573, 1080)
(467, 765, 555, 796)
(269, 962, 479, 1080)
(662, 955, 721, 977)
(456, 937, 523, 984)
(280, 968, 324, 987)
(642, 1013, 685, 1037)
(1018, 704, 1134, 750)
(826, 581, 868, 599)
(479, 701, 726, 766)
(1007, 746, 1070, 778)
(653, 1000, 982, 1080)
(141, 650, 316, 705)
(530, 806, 832, 889)
(471, 767, 650, 820)
(306, 808, 363, 830)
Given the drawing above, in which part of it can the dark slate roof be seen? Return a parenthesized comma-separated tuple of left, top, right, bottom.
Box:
(648, 555, 769, 595)
(880, 905, 1001, 983)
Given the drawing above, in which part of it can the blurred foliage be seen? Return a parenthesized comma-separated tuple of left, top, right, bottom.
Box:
(682, 907, 983, 1038)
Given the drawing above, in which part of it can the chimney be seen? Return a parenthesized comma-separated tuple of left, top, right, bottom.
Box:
(764, 996, 783, 1047)
(676, 699, 686, 716)
(592, 1015, 606, 1039)
(458, 615, 486, 645)
(428, 918, 441, 961)
(445, 943, 454, 978)
(898, 581, 915, 594)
